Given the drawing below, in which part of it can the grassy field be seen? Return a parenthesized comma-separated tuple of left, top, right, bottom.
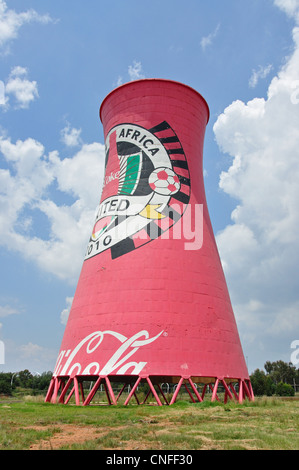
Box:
(0, 395, 298, 450)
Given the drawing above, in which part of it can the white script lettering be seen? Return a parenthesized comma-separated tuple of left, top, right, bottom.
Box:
(53, 329, 163, 378)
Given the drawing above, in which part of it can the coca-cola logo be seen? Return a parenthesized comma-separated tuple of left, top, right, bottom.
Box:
(53, 329, 163, 378)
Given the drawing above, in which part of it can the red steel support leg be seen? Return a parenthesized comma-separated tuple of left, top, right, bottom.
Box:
(45, 378, 55, 403)
(221, 380, 234, 402)
(238, 379, 243, 404)
(133, 390, 140, 405)
(58, 377, 73, 404)
(83, 376, 102, 406)
(188, 378, 203, 403)
(201, 384, 208, 401)
(59, 379, 66, 397)
(105, 377, 117, 405)
(229, 382, 239, 401)
(184, 383, 196, 403)
(169, 377, 184, 405)
(116, 383, 126, 403)
(65, 385, 75, 405)
(247, 380, 255, 402)
(103, 382, 112, 405)
(51, 377, 61, 404)
(74, 376, 80, 405)
(79, 381, 85, 404)
(124, 376, 142, 405)
(208, 382, 220, 402)
(157, 384, 169, 405)
(142, 388, 151, 405)
(146, 377, 163, 406)
(242, 380, 252, 401)
(126, 382, 140, 405)
(211, 378, 220, 402)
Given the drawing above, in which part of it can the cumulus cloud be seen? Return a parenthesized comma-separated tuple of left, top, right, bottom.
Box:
(0, 0, 53, 53)
(213, 1, 299, 367)
(61, 123, 82, 147)
(5, 66, 39, 109)
(274, 0, 299, 20)
(0, 134, 105, 284)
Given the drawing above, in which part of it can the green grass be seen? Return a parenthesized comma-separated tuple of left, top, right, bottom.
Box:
(0, 396, 298, 450)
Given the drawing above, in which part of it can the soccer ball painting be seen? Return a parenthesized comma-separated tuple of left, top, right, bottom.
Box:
(149, 167, 181, 196)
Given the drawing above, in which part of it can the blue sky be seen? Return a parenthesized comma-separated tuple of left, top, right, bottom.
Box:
(0, 0, 299, 374)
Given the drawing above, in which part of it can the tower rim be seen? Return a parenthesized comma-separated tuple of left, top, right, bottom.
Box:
(99, 78, 210, 125)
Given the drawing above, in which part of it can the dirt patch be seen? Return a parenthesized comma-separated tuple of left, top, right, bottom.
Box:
(29, 424, 101, 450)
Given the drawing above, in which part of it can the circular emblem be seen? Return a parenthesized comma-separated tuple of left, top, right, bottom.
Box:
(85, 121, 191, 260)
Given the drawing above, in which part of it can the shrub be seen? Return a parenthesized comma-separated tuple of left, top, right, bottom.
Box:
(0, 379, 12, 396)
(275, 382, 295, 397)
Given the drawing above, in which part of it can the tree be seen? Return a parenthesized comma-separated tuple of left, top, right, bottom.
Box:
(264, 360, 297, 385)
(251, 360, 299, 396)
(250, 369, 276, 396)
(31, 371, 52, 392)
(16, 369, 33, 388)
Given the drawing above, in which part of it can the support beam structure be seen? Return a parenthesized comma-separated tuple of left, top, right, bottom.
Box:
(45, 375, 254, 406)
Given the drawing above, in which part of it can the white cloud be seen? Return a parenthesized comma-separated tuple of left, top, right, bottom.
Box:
(0, 134, 105, 284)
(115, 76, 123, 87)
(60, 297, 73, 325)
(17, 341, 58, 371)
(19, 342, 43, 358)
(0, 337, 57, 371)
(61, 123, 82, 147)
(116, 60, 145, 87)
(249, 64, 273, 88)
(0, 79, 6, 106)
(200, 24, 220, 51)
(0, 0, 53, 53)
(0, 304, 20, 317)
(213, 1, 299, 366)
(5, 66, 39, 109)
(274, 0, 299, 20)
(128, 60, 145, 81)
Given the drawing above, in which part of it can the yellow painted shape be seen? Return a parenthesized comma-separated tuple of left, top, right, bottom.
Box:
(139, 204, 166, 220)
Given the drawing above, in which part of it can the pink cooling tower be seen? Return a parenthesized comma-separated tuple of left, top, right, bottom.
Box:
(46, 79, 253, 406)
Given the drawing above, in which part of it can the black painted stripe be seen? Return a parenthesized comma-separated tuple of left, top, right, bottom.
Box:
(149, 121, 171, 134)
(172, 160, 188, 170)
(160, 136, 180, 144)
(178, 175, 191, 186)
(172, 191, 190, 204)
(167, 148, 184, 155)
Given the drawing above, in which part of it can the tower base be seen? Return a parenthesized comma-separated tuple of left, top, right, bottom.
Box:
(45, 375, 254, 406)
